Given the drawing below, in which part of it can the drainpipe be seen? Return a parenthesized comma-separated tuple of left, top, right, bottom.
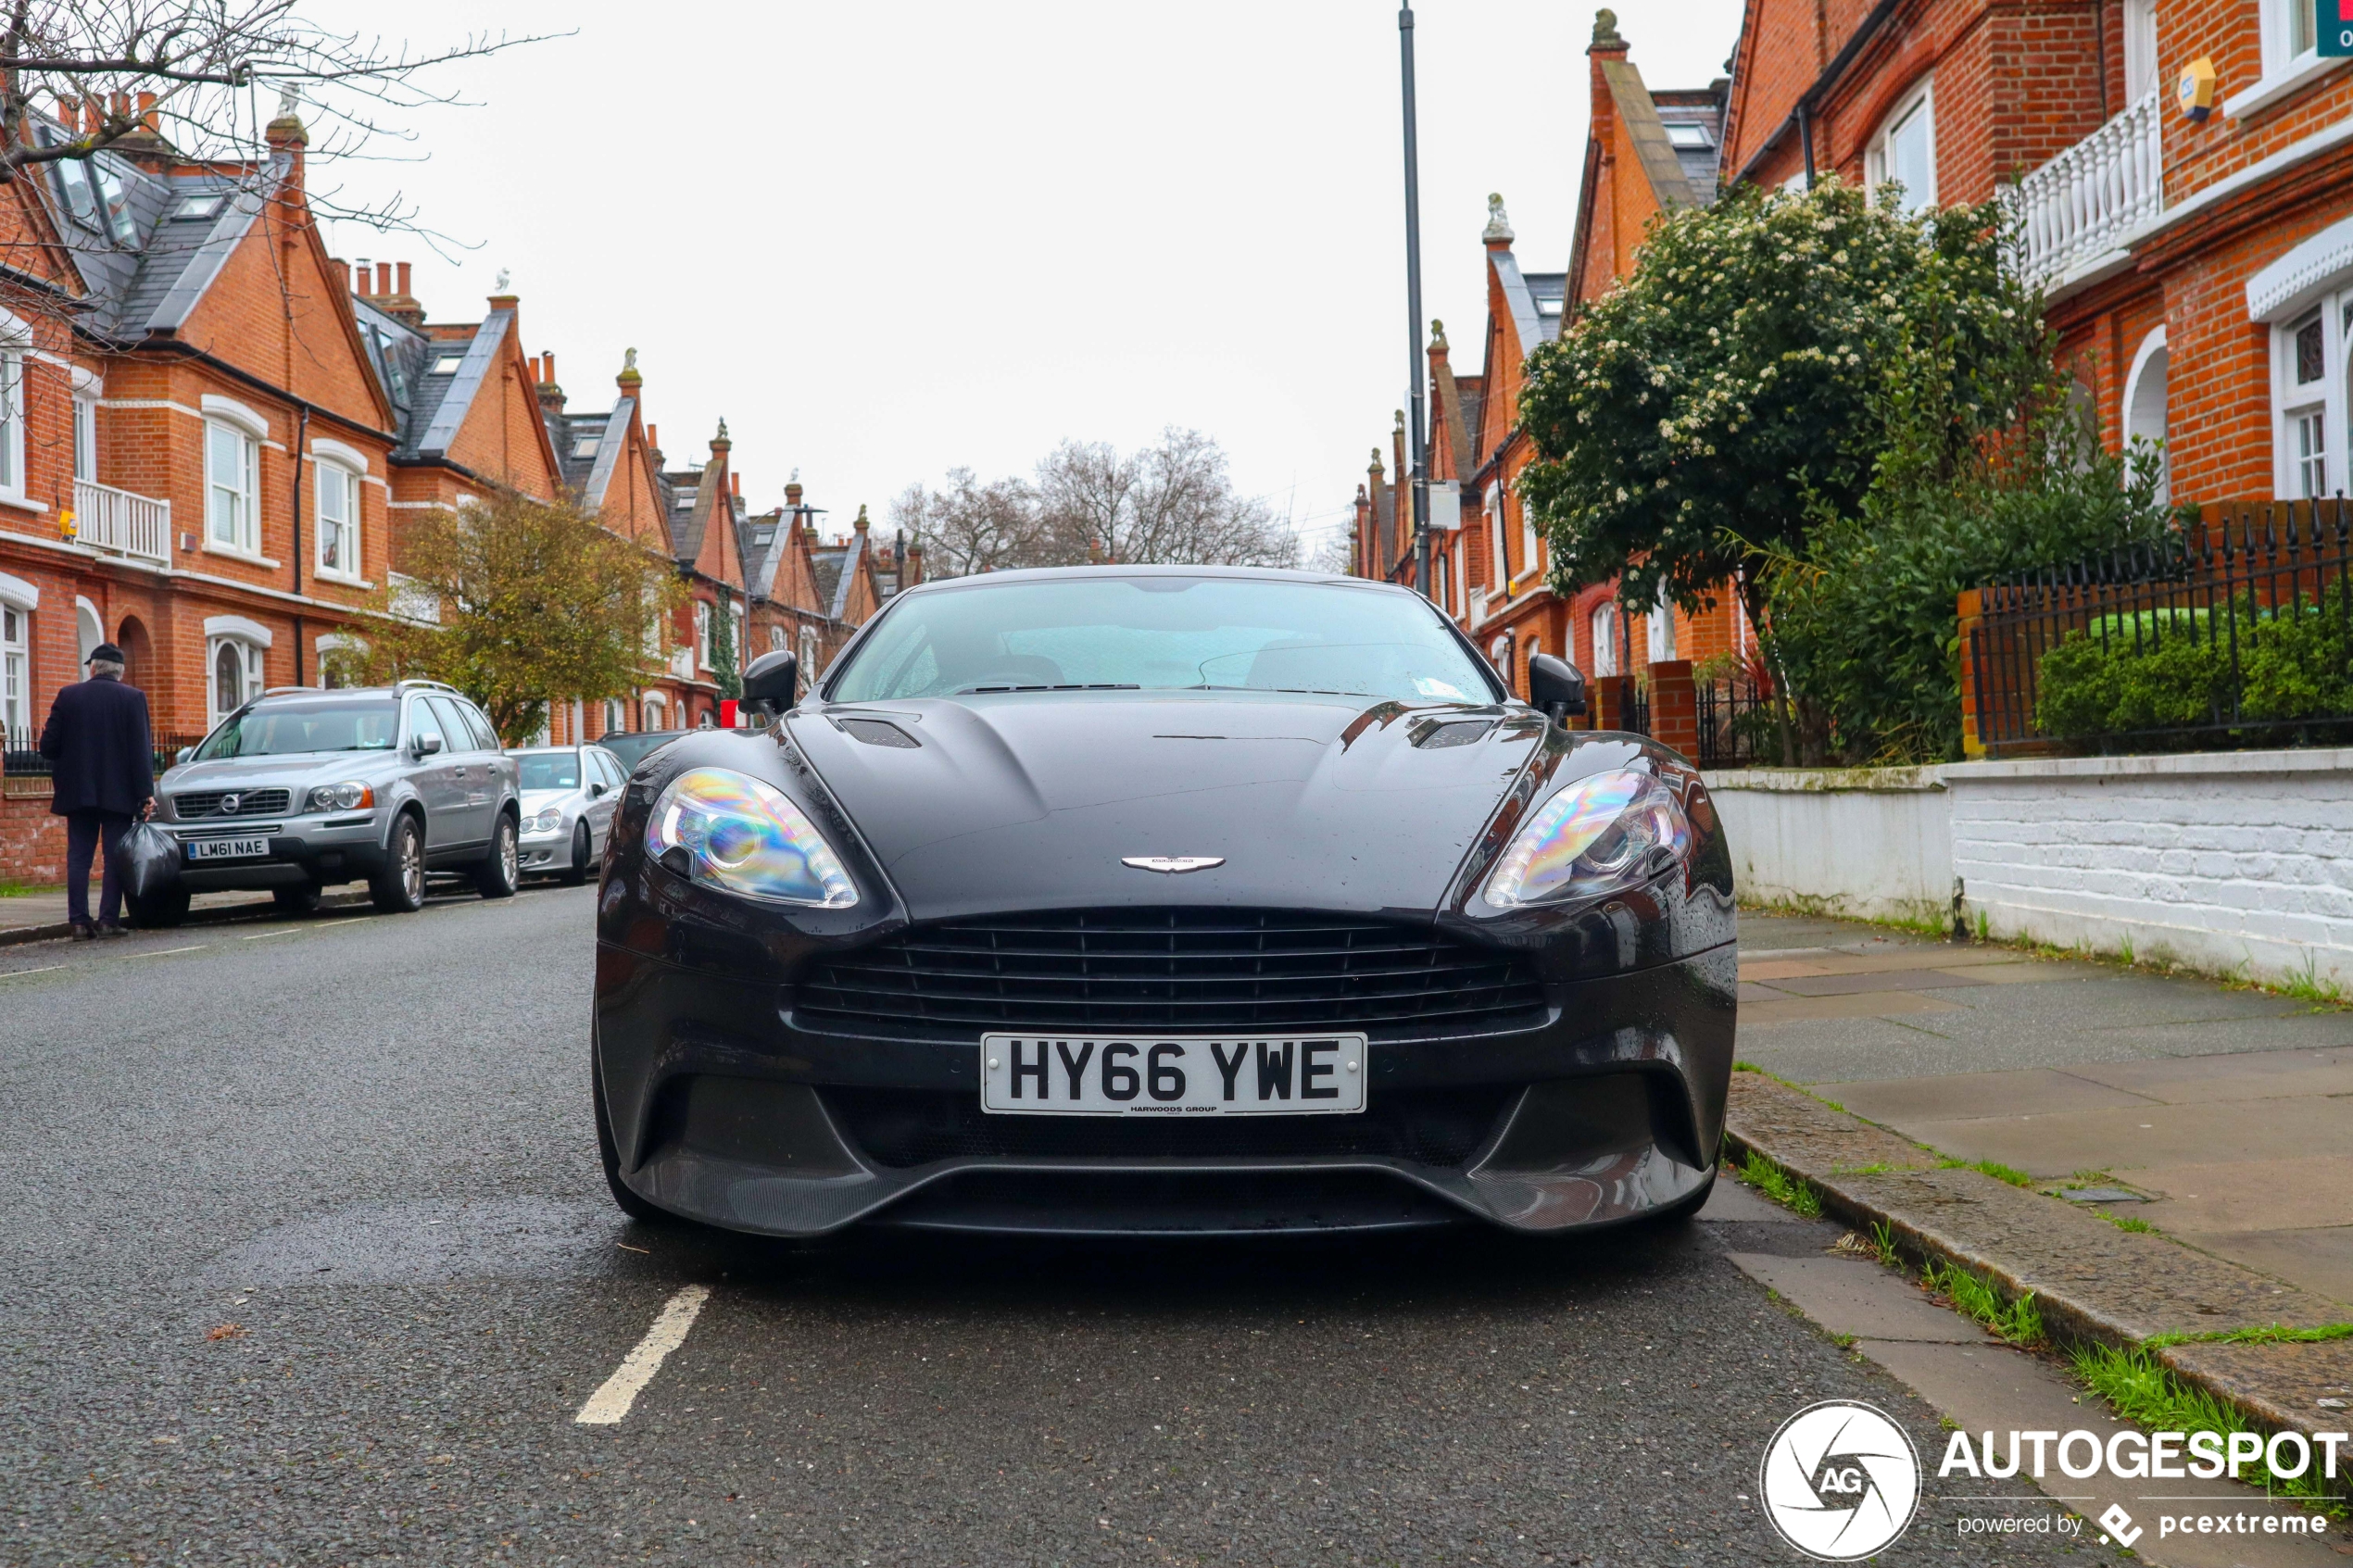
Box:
(1799, 104, 1817, 187)
(292, 406, 308, 682)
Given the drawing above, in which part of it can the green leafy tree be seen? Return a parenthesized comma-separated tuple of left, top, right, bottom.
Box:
(352, 492, 684, 741)
(711, 584, 740, 701)
(1515, 177, 2045, 633)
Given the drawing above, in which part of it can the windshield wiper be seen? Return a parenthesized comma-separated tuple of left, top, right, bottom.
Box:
(1181, 684, 1365, 697)
(951, 683, 1143, 695)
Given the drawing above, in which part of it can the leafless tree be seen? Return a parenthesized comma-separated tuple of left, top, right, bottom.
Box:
(1304, 525, 1356, 575)
(902, 431, 1300, 581)
(888, 470, 1049, 581)
(1, 0, 553, 239)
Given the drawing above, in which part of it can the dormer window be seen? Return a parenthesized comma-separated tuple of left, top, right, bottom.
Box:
(573, 437, 600, 458)
(1665, 123, 1713, 148)
(177, 194, 224, 220)
(430, 355, 465, 375)
(1536, 295, 1565, 317)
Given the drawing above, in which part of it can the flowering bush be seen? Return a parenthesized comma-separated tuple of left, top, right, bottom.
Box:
(1516, 177, 2042, 631)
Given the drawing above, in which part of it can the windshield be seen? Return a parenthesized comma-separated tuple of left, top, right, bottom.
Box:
(597, 732, 684, 771)
(829, 576, 1497, 705)
(516, 753, 582, 791)
(194, 699, 400, 760)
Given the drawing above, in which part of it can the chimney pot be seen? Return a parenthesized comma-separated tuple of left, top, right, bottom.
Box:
(396, 261, 410, 297)
(136, 91, 157, 131)
(648, 423, 658, 450)
(731, 473, 741, 498)
(355, 258, 371, 295)
(375, 262, 391, 296)
(542, 352, 554, 382)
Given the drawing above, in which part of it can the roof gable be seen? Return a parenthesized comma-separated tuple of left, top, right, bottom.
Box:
(421, 308, 563, 497)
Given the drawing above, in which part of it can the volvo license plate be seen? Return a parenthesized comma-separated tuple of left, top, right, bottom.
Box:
(980, 1034, 1367, 1116)
(186, 835, 270, 861)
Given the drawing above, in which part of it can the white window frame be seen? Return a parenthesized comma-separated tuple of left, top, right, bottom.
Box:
(2266, 0, 2320, 80)
(2122, 0, 2159, 103)
(0, 345, 25, 500)
(1589, 604, 1619, 677)
(207, 635, 266, 727)
(1516, 491, 1540, 584)
(206, 418, 261, 555)
(767, 624, 786, 654)
(75, 596, 103, 666)
(1485, 482, 1505, 590)
(2271, 302, 2343, 500)
(695, 600, 712, 671)
(1866, 78, 1937, 213)
(603, 697, 628, 735)
(313, 456, 363, 582)
(730, 601, 746, 676)
(71, 391, 96, 483)
(641, 692, 667, 732)
(0, 600, 27, 745)
(799, 626, 820, 681)
(1646, 582, 1679, 664)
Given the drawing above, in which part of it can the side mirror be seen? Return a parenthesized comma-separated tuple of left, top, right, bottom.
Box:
(1528, 653, 1588, 723)
(413, 734, 444, 758)
(588, 781, 608, 798)
(743, 649, 799, 716)
(174, 746, 195, 765)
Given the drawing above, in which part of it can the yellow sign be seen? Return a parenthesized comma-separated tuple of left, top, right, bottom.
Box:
(2178, 56, 2219, 120)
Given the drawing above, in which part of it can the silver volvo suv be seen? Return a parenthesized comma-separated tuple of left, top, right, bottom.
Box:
(142, 681, 523, 925)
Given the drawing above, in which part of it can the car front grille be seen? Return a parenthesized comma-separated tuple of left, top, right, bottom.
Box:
(824, 1085, 1518, 1170)
(173, 787, 293, 820)
(793, 909, 1548, 1040)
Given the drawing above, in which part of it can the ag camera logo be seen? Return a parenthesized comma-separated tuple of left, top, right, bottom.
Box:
(1759, 1400, 1922, 1560)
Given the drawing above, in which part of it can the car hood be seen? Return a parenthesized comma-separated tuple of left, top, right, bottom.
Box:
(785, 691, 1545, 920)
(159, 753, 398, 792)
(520, 788, 580, 809)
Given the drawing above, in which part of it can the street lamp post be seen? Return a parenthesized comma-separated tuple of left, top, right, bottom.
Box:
(1399, 4, 1432, 600)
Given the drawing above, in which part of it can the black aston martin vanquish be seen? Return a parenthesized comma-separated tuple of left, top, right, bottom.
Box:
(592, 566, 1736, 1237)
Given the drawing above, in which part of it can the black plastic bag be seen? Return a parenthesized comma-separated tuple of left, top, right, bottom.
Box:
(111, 821, 182, 906)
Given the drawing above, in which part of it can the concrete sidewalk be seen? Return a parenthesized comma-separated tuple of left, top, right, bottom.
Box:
(1735, 910, 2353, 1309)
(0, 885, 365, 943)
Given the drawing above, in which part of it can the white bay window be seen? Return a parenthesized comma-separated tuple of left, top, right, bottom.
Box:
(1867, 80, 1936, 213)
(315, 458, 362, 579)
(207, 419, 259, 553)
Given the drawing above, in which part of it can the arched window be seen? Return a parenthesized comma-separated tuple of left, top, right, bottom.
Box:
(2123, 327, 2170, 503)
(76, 598, 103, 667)
(641, 693, 666, 732)
(205, 617, 271, 727)
(799, 626, 820, 683)
(212, 641, 249, 720)
(604, 697, 628, 735)
(1590, 604, 1619, 676)
(1645, 583, 1678, 664)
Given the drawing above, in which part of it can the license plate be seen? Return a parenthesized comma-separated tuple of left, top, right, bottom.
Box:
(981, 1034, 1367, 1116)
(186, 835, 270, 861)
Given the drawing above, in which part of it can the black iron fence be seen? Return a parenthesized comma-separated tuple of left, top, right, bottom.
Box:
(1969, 499, 2353, 757)
(2, 728, 209, 783)
(1696, 674, 1772, 768)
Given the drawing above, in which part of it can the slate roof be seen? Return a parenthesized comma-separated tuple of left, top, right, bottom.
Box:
(40, 143, 218, 340)
(563, 400, 623, 500)
(352, 297, 428, 428)
(1653, 88, 1728, 205)
(405, 310, 511, 459)
(809, 545, 846, 614)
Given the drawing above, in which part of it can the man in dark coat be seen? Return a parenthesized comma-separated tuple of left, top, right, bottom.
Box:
(38, 643, 156, 937)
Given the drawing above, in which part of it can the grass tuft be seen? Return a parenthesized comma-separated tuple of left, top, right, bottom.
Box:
(1738, 1149, 1822, 1219)
(2074, 1344, 2347, 1512)
(2104, 1212, 2158, 1234)
(1938, 1157, 2036, 1188)
(1869, 1220, 1901, 1267)
(1923, 1261, 2044, 1345)
(2144, 1322, 2353, 1350)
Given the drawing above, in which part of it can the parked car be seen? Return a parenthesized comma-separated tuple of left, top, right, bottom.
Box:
(510, 744, 626, 884)
(593, 729, 694, 773)
(592, 567, 1736, 1240)
(144, 681, 522, 924)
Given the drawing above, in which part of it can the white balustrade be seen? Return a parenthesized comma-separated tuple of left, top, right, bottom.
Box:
(72, 477, 170, 564)
(2008, 88, 2162, 286)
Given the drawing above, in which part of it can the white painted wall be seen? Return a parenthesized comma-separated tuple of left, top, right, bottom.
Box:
(1706, 767, 1955, 927)
(1704, 750, 2353, 990)
(1944, 749, 2353, 990)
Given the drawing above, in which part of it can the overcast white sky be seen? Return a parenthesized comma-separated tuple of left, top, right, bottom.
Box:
(308, 0, 1743, 552)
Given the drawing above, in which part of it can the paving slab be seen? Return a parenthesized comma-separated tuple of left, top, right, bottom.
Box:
(1695, 1177, 1802, 1223)
(1728, 1251, 1992, 1342)
(2132, 1159, 2353, 1236)
(1743, 990, 1966, 1025)
(1906, 1101, 2353, 1184)
(2070, 1049, 2353, 1105)
(2186, 1229, 2353, 1307)
(1768, 968, 2000, 996)
(1742, 947, 2048, 981)
(1831, 1069, 2161, 1125)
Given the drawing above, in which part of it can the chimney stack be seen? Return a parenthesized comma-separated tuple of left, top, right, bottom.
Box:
(535, 352, 565, 416)
(731, 473, 741, 499)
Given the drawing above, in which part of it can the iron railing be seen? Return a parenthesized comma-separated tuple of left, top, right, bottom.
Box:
(1969, 499, 2353, 756)
(1, 729, 208, 782)
(1696, 675, 1772, 768)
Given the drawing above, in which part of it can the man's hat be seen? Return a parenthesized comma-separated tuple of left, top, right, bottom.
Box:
(85, 643, 123, 664)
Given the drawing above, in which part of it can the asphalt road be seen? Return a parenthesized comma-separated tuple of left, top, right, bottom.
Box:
(0, 885, 2116, 1566)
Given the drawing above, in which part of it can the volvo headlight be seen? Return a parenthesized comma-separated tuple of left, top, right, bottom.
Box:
(645, 767, 858, 908)
(1480, 769, 1691, 909)
(307, 781, 373, 812)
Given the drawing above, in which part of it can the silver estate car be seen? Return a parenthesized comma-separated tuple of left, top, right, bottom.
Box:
(143, 680, 522, 925)
(510, 745, 625, 884)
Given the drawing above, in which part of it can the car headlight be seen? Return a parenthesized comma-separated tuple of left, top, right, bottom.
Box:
(528, 806, 564, 833)
(1479, 769, 1691, 909)
(644, 767, 858, 908)
(307, 782, 374, 812)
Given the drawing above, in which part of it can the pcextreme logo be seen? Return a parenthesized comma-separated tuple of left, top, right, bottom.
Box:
(1759, 1400, 1923, 1561)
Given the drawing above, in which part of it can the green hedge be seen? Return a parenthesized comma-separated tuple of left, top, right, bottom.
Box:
(2035, 594, 2353, 738)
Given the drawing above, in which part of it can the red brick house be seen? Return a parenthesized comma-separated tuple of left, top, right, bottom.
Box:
(1721, 0, 2353, 509)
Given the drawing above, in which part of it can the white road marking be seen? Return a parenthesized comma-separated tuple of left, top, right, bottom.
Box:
(0, 964, 65, 980)
(315, 917, 365, 928)
(241, 928, 298, 940)
(575, 1286, 711, 1425)
(136, 946, 207, 958)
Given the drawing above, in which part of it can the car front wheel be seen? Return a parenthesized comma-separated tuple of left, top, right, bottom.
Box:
(371, 815, 426, 914)
(560, 820, 591, 886)
(473, 812, 519, 899)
